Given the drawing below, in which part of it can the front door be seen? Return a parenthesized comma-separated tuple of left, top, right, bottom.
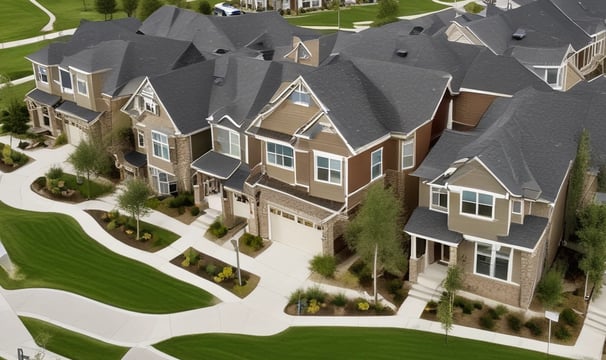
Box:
(433, 242, 450, 264)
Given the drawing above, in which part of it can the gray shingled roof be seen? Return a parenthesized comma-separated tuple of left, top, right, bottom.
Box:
(224, 164, 250, 193)
(25, 89, 61, 107)
(551, 0, 606, 35)
(56, 101, 101, 123)
(191, 150, 241, 179)
(412, 130, 478, 180)
(498, 216, 548, 250)
(507, 45, 569, 67)
(404, 207, 463, 245)
(124, 151, 147, 168)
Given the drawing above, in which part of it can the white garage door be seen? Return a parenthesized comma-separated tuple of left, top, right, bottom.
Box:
(66, 123, 86, 145)
(268, 206, 323, 255)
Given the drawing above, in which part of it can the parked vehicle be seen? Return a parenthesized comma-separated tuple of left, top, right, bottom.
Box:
(213, 2, 242, 16)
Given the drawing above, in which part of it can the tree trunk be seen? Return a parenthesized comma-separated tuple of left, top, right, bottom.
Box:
(86, 172, 91, 199)
(373, 243, 378, 305)
(136, 214, 140, 240)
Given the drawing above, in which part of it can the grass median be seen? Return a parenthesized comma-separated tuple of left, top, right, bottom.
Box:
(0, 201, 216, 313)
(0, 0, 48, 43)
(154, 327, 567, 360)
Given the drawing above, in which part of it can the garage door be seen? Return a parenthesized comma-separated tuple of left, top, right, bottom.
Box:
(66, 123, 86, 144)
(269, 206, 323, 255)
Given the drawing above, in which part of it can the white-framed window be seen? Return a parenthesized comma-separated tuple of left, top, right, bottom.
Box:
(215, 127, 240, 159)
(371, 148, 382, 180)
(430, 186, 448, 212)
(149, 166, 177, 195)
(512, 200, 522, 215)
(315, 153, 341, 185)
(461, 190, 494, 218)
(59, 68, 73, 93)
(298, 44, 311, 60)
(402, 138, 414, 169)
(546, 68, 559, 85)
(137, 130, 145, 148)
(76, 75, 88, 95)
(143, 96, 157, 114)
(290, 84, 310, 106)
(38, 65, 48, 83)
(151, 131, 170, 161)
(267, 142, 293, 169)
(475, 243, 511, 281)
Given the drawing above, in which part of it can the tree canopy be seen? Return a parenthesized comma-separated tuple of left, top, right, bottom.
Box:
(95, 0, 117, 20)
(138, 0, 163, 20)
(118, 178, 152, 240)
(122, 0, 139, 17)
(0, 97, 29, 135)
(67, 139, 111, 199)
(577, 204, 606, 299)
(565, 129, 590, 241)
(372, 0, 399, 27)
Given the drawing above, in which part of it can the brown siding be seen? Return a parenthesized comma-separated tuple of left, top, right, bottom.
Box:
(247, 137, 261, 166)
(191, 130, 211, 160)
(414, 122, 432, 170)
(453, 92, 497, 129)
(418, 182, 430, 208)
(260, 102, 319, 135)
(296, 151, 310, 186)
(448, 192, 510, 239)
(263, 143, 296, 184)
(297, 131, 350, 157)
(347, 142, 389, 194)
(431, 94, 451, 141)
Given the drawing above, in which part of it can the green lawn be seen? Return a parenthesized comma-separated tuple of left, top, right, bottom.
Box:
(0, 201, 216, 313)
(39, 0, 128, 32)
(154, 327, 567, 360)
(21, 316, 129, 360)
(0, 37, 71, 81)
(0, 0, 49, 43)
(286, 0, 447, 28)
(52, 173, 115, 199)
(0, 81, 35, 111)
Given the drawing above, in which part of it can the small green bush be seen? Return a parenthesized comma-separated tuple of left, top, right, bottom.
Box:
(305, 286, 327, 303)
(525, 319, 543, 336)
(350, 259, 372, 282)
(177, 206, 185, 215)
(181, 248, 199, 267)
(106, 220, 117, 230)
(35, 176, 46, 188)
(479, 314, 495, 330)
(309, 255, 337, 278)
(462, 302, 474, 314)
(331, 292, 348, 307)
(198, 0, 212, 14)
(495, 304, 508, 317)
(55, 133, 67, 146)
(554, 324, 571, 340)
(507, 314, 522, 332)
(240, 232, 264, 251)
(387, 278, 403, 295)
(464, 2, 484, 13)
(288, 288, 305, 305)
(169, 192, 194, 208)
(560, 308, 578, 327)
(205, 263, 218, 276)
(209, 219, 228, 238)
(46, 165, 64, 179)
(190, 206, 200, 216)
(145, 197, 160, 209)
(473, 301, 483, 310)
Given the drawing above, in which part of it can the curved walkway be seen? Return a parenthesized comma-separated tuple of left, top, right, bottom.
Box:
(29, 0, 56, 32)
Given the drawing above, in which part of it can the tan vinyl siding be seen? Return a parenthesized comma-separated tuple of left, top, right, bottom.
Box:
(530, 202, 550, 217)
(563, 62, 584, 91)
(297, 130, 350, 157)
(248, 137, 261, 166)
(457, 240, 475, 274)
(296, 151, 310, 186)
(448, 192, 510, 239)
(139, 103, 177, 174)
(419, 182, 430, 208)
(511, 249, 522, 284)
(309, 177, 345, 202)
(260, 101, 319, 135)
(453, 92, 497, 129)
(449, 160, 506, 195)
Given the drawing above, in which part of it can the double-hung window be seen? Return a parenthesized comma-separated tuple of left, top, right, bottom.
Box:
(38, 65, 48, 83)
(290, 85, 310, 106)
(267, 142, 293, 168)
(137, 130, 145, 148)
(143, 97, 157, 114)
(402, 139, 414, 169)
(76, 75, 88, 95)
(512, 200, 522, 215)
(215, 127, 240, 159)
(461, 190, 493, 218)
(316, 153, 341, 185)
(475, 243, 511, 281)
(152, 131, 170, 161)
(371, 148, 382, 180)
(430, 187, 448, 212)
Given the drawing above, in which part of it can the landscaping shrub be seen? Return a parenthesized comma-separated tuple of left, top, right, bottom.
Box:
(357, 300, 370, 311)
(554, 324, 571, 340)
(213, 266, 235, 283)
(309, 254, 337, 278)
(177, 206, 185, 215)
(55, 133, 67, 146)
(305, 286, 327, 303)
(17, 141, 28, 149)
(46, 165, 64, 180)
(560, 308, 578, 327)
(198, 0, 211, 14)
(307, 299, 320, 314)
(190, 206, 200, 216)
(462, 302, 474, 314)
(473, 301, 483, 310)
(209, 219, 228, 238)
(240, 232, 263, 251)
(288, 288, 305, 305)
(425, 300, 438, 313)
(331, 292, 347, 307)
(205, 264, 218, 276)
(479, 314, 495, 330)
(525, 319, 543, 336)
(387, 278, 403, 295)
(488, 305, 508, 320)
(106, 220, 117, 230)
(34, 176, 46, 188)
(350, 259, 372, 282)
(169, 192, 194, 208)
(507, 314, 522, 332)
(145, 197, 160, 209)
(464, 2, 484, 13)
(181, 248, 199, 267)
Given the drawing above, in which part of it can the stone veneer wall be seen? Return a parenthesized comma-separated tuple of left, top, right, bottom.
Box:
(173, 136, 192, 192)
(463, 273, 521, 307)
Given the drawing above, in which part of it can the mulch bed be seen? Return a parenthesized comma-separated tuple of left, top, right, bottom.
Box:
(31, 180, 89, 203)
(0, 157, 31, 173)
(284, 302, 395, 316)
(86, 209, 169, 252)
(171, 250, 260, 298)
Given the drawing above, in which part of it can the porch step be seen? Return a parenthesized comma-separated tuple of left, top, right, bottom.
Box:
(408, 281, 443, 304)
(193, 208, 221, 228)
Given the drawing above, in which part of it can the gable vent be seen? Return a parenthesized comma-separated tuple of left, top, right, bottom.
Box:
(409, 26, 424, 35)
(512, 28, 526, 40)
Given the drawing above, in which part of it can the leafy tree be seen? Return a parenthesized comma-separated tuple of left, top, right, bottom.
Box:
(138, 0, 163, 20)
(117, 178, 152, 240)
(372, 0, 399, 27)
(95, 0, 117, 20)
(536, 267, 563, 309)
(578, 204, 606, 299)
(345, 182, 407, 304)
(198, 0, 212, 14)
(0, 98, 29, 135)
(565, 129, 590, 241)
(67, 139, 112, 199)
(122, 0, 139, 16)
(438, 265, 463, 343)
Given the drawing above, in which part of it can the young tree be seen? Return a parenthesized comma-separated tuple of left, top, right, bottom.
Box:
(536, 267, 564, 309)
(67, 139, 111, 199)
(198, 0, 212, 14)
(117, 178, 151, 240)
(438, 265, 463, 343)
(372, 0, 399, 27)
(577, 204, 606, 299)
(0, 97, 29, 149)
(565, 129, 590, 241)
(138, 0, 163, 20)
(95, 0, 117, 20)
(345, 182, 407, 304)
(122, 0, 139, 16)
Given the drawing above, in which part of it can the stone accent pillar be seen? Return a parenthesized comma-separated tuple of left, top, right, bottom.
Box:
(222, 190, 235, 228)
(519, 250, 537, 309)
(449, 246, 458, 266)
(409, 258, 419, 282)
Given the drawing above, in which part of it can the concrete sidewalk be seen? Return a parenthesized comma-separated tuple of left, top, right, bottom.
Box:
(0, 136, 604, 360)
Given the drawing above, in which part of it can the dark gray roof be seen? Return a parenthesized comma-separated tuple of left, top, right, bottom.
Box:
(148, 60, 215, 135)
(412, 130, 478, 180)
(498, 216, 548, 249)
(191, 150, 241, 179)
(224, 164, 250, 193)
(551, 0, 606, 35)
(25, 89, 61, 107)
(404, 207, 463, 245)
(301, 58, 450, 151)
(507, 45, 569, 67)
(55, 100, 102, 123)
(124, 151, 147, 167)
(464, 0, 591, 54)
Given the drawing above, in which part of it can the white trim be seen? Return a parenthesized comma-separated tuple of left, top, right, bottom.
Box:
(151, 130, 170, 161)
(266, 141, 294, 170)
(459, 189, 496, 220)
(474, 242, 514, 283)
(404, 231, 460, 248)
(430, 186, 449, 213)
(458, 88, 513, 98)
(219, 115, 241, 128)
(213, 124, 241, 160)
(401, 137, 415, 170)
(512, 199, 523, 215)
(314, 150, 343, 186)
(370, 148, 382, 180)
(37, 64, 48, 84)
(464, 234, 534, 253)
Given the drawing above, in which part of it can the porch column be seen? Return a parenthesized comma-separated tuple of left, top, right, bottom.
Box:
(409, 235, 419, 282)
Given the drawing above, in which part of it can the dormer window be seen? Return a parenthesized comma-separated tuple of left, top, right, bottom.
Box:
(144, 97, 157, 115)
(37, 65, 48, 83)
(298, 45, 311, 60)
(290, 84, 310, 106)
(216, 127, 240, 159)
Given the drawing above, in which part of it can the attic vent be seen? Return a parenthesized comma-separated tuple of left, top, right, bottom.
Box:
(396, 49, 408, 58)
(214, 48, 229, 55)
(512, 28, 526, 40)
(409, 26, 424, 35)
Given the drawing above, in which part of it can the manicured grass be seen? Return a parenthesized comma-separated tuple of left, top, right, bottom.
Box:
(57, 173, 115, 199)
(21, 316, 129, 360)
(286, 0, 446, 28)
(0, 37, 71, 80)
(154, 327, 567, 360)
(0, 0, 49, 42)
(0, 201, 216, 313)
(38, 0, 127, 33)
(0, 81, 35, 111)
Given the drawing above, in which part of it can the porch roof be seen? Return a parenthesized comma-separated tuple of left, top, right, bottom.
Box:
(497, 215, 548, 250)
(25, 89, 61, 107)
(404, 207, 462, 245)
(56, 101, 102, 123)
(124, 151, 147, 168)
(223, 164, 250, 193)
(191, 150, 240, 180)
